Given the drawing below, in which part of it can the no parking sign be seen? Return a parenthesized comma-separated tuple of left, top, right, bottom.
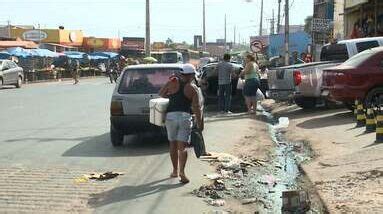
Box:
(250, 40, 263, 53)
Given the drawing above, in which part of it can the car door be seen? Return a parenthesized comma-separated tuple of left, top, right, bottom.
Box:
(1, 61, 12, 84)
(7, 61, 19, 84)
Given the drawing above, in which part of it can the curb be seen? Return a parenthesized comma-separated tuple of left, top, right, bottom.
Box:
(298, 163, 331, 213)
(24, 76, 105, 84)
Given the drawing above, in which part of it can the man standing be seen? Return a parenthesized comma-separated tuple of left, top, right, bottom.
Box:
(159, 64, 203, 184)
(68, 58, 80, 85)
(217, 53, 234, 113)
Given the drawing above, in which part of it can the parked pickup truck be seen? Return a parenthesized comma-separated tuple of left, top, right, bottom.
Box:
(268, 37, 383, 108)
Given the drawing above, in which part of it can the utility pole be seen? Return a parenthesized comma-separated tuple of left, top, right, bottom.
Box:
(277, 0, 281, 34)
(145, 0, 151, 56)
(259, 0, 264, 36)
(271, 10, 275, 35)
(267, 10, 275, 35)
(203, 0, 207, 51)
(7, 20, 11, 39)
(224, 14, 227, 52)
(234, 25, 236, 47)
(284, 0, 289, 65)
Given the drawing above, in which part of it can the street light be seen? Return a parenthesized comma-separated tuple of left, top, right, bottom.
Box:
(145, 0, 151, 56)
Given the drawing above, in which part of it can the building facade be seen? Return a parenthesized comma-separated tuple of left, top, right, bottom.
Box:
(344, 0, 383, 39)
(333, 0, 345, 40)
(313, 0, 335, 45)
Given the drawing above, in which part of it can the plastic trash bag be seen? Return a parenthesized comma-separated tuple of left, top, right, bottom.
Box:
(256, 89, 265, 101)
(274, 117, 289, 129)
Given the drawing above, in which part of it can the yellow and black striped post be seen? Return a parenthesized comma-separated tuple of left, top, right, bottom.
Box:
(354, 99, 359, 119)
(365, 107, 376, 133)
(376, 108, 383, 143)
(356, 102, 366, 127)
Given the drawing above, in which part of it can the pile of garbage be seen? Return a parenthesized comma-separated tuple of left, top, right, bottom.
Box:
(193, 153, 269, 207)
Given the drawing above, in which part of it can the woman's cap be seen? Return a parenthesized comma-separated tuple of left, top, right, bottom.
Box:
(180, 64, 196, 74)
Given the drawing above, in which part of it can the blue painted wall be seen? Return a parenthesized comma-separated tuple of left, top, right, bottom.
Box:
(267, 31, 312, 58)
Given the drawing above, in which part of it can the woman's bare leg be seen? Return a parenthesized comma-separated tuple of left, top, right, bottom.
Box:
(177, 141, 189, 183)
(169, 141, 178, 177)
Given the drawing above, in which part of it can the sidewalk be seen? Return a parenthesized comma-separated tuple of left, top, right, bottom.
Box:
(271, 103, 383, 213)
(24, 75, 105, 85)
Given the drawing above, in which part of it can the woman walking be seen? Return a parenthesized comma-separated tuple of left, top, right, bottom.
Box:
(240, 54, 260, 113)
(159, 64, 204, 184)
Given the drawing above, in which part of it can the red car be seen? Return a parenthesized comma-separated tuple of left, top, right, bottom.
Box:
(322, 47, 383, 108)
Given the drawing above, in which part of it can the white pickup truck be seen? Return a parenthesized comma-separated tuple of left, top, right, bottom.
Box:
(268, 37, 383, 108)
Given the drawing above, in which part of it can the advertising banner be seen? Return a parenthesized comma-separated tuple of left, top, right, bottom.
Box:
(122, 37, 145, 50)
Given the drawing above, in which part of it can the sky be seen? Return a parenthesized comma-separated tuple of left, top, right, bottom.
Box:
(0, 0, 313, 44)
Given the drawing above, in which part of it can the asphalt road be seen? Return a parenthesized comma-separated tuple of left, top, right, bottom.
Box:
(0, 78, 222, 213)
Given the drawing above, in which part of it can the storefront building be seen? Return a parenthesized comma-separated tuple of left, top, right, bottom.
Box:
(344, 0, 383, 39)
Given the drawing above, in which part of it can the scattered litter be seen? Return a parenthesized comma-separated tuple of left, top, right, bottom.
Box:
(214, 180, 226, 191)
(282, 190, 311, 213)
(205, 173, 222, 180)
(221, 160, 242, 171)
(84, 172, 123, 181)
(220, 169, 234, 178)
(274, 117, 289, 130)
(242, 197, 259, 205)
(74, 176, 89, 184)
(207, 199, 226, 207)
(264, 175, 277, 188)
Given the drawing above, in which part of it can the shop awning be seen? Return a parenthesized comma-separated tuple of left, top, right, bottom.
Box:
(0, 41, 38, 49)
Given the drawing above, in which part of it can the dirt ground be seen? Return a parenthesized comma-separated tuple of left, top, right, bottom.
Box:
(268, 100, 383, 214)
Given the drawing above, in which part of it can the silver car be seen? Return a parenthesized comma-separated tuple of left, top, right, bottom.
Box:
(110, 64, 204, 146)
(0, 60, 24, 88)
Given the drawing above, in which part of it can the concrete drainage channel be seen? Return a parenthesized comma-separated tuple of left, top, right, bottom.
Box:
(193, 108, 328, 213)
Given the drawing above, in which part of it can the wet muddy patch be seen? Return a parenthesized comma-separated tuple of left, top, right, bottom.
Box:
(193, 109, 327, 213)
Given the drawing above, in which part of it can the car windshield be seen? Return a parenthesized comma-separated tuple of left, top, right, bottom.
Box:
(162, 53, 178, 63)
(119, 68, 178, 94)
(342, 51, 373, 67)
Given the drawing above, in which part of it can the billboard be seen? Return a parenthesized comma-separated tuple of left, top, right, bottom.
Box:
(83, 37, 121, 51)
(122, 37, 145, 51)
(11, 29, 83, 46)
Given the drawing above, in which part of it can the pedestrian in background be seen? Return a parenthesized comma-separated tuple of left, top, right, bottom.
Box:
(240, 54, 260, 114)
(217, 53, 234, 114)
(159, 64, 203, 184)
(70, 59, 80, 85)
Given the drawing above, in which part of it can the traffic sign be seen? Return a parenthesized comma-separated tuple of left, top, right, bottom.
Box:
(250, 40, 263, 53)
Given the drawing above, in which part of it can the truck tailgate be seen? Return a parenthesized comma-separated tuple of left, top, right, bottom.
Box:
(267, 67, 296, 101)
(295, 62, 341, 97)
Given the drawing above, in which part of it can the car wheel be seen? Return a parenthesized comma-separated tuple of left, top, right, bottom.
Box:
(294, 97, 317, 109)
(15, 76, 22, 88)
(110, 126, 124, 147)
(365, 87, 383, 109)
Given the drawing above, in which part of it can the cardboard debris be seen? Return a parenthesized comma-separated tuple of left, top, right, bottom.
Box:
(207, 199, 226, 207)
(75, 171, 124, 182)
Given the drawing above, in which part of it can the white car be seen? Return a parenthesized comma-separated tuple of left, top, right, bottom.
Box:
(110, 64, 204, 146)
(0, 60, 24, 88)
